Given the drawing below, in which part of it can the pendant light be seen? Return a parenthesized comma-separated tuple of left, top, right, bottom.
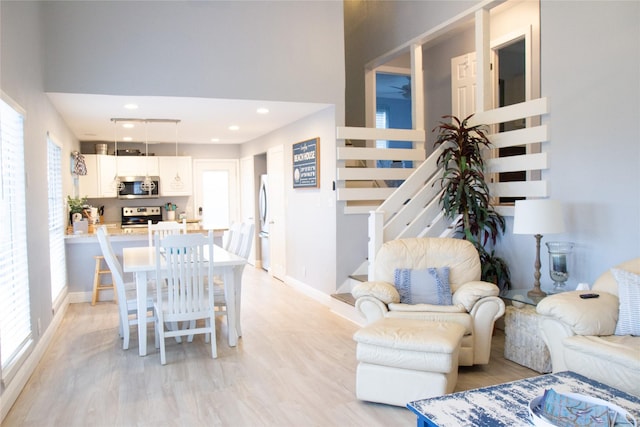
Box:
(170, 120, 184, 190)
(140, 120, 156, 192)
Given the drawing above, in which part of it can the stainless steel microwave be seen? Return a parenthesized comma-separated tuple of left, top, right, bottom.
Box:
(117, 176, 160, 199)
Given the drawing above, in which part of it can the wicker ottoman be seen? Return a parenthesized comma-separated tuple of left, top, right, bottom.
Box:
(353, 318, 465, 406)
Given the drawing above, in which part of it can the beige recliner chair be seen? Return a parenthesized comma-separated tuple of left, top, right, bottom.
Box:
(352, 237, 505, 366)
(537, 258, 640, 396)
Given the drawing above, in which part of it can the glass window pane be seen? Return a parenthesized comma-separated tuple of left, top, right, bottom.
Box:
(201, 170, 229, 230)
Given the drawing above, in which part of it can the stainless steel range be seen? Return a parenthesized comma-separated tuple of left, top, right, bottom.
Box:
(121, 206, 162, 228)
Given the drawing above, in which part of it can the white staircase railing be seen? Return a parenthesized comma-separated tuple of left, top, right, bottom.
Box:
(336, 97, 550, 283)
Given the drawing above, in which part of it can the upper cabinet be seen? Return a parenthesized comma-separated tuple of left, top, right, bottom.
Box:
(115, 156, 159, 177)
(78, 154, 118, 198)
(78, 154, 192, 198)
(158, 156, 193, 196)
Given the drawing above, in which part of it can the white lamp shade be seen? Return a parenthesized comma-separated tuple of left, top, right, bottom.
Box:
(513, 199, 565, 235)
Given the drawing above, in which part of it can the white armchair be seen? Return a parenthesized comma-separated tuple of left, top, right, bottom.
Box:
(537, 258, 640, 396)
(352, 237, 505, 366)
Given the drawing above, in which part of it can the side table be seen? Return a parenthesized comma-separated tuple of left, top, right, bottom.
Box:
(502, 290, 552, 373)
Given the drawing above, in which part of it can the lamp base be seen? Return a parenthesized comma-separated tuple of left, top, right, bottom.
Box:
(527, 287, 547, 298)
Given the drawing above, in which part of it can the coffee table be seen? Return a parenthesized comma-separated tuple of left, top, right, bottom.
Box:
(408, 371, 640, 426)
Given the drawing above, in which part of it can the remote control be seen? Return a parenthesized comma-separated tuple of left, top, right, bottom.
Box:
(579, 293, 599, 299)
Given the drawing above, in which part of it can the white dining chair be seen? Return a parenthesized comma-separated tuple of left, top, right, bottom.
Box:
(96, 226, 157, 350)
(222, 221, 241, 253)
(213, 221, 254, 337)
(154, 230, 217, 365)
(148, 219, 186, 247)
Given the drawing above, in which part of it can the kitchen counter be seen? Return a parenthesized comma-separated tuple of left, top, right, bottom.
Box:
(64, 223, 226, 300)
(65, 222, 220, 244)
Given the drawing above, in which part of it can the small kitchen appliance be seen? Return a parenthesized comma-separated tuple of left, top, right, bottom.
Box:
(121, 206, 162, 228)
(118, 176, 160, 199)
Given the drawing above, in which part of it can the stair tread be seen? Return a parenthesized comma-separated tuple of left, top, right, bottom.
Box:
(348, 274, 368, 283)
(331, 293, 356, 306)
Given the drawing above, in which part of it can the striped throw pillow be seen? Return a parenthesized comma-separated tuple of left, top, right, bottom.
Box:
(393, 267, 452, 305)
(612, 268, 640, 336)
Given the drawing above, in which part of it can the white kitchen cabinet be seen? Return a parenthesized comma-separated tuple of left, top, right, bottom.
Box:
(116, 156, 159, 177)
(158, 156, 193, 196)
(78, 154, 117, 198)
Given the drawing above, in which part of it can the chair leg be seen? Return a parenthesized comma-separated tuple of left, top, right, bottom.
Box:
(122, 318, 130, 350)
(209, 316, 217, 359)
(91, 257, 101, 306)
(187, 320, 196, 342)
(169, 322, 182, 343)
(157, 315, 167, 365)
(154, 317, 160, 349)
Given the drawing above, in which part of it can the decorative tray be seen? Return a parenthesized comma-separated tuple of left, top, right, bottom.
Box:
(529, 392, 637, 427)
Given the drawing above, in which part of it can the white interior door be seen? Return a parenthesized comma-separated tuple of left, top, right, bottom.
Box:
(193, 159, 239, 231)
(267, 145, 285, 280)
(451, 52, 477, 119)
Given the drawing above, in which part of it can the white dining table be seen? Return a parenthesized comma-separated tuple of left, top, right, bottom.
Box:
(122, 244, 246, 356)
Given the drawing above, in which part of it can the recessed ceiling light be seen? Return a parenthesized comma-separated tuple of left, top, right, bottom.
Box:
(122, 136, 133, 142)
(124, 103, 138, 110)
(122, 123, 135, 129)
(211, 138, 220, 143)
(257, 107, 269, 114)
(228, 125, 240, 131)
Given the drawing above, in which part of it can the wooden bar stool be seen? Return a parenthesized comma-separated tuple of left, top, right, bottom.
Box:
(92, 255, 117, 305)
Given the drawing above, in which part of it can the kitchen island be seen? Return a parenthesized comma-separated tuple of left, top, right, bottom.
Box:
(65, 224, 224, 302)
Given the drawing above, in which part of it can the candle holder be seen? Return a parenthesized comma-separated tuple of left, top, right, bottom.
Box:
(546, 241, 574, 293)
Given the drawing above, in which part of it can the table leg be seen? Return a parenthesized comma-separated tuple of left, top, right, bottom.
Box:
(224, 267, 238, 347)
(234, 266, 243, 337)
(136, 271, 148, 356)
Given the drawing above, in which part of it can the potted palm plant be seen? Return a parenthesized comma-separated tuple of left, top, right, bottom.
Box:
(433, 115, 511, 293)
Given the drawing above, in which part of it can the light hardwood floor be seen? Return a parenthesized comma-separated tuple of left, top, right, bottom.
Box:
(4, 266, 537, 426)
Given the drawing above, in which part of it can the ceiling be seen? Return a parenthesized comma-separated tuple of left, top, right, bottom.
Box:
(47, 93, 331, 145)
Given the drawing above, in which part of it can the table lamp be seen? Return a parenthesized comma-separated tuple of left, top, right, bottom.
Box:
(513, 199, 565, 298)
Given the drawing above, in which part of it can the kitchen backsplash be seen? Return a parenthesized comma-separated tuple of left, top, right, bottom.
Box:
(86, 195, 193, 223)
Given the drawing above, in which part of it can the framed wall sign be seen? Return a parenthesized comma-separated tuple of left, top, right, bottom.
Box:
(292, 137, 320, 188)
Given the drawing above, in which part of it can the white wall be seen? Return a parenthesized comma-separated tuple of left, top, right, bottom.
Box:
(41, 1, 344, 106)
(241, 107, 338, 295)
(345, 0, 640, 289)
(1, 1, 81, 416)
(1, 0, 80, 333)
(532, 0, 640, 283)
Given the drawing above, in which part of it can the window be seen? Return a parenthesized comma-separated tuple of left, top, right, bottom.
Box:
(201, 170, 230, 230)
(48, 135, 66, 305)
(0, 96, 32, 383)
(375, 106, 389, 149)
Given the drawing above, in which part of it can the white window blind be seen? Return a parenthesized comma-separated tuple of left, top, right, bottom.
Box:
(375, 107, 389, 148)
(0, 97, 32, 381)
(48, 135, 66, 304)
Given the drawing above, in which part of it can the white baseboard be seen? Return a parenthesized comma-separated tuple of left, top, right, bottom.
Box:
(283, 275, 364, 326)
(284, 275, 333, 305)
(68, 290, 116, 304)
(1, 293, 70, 422)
